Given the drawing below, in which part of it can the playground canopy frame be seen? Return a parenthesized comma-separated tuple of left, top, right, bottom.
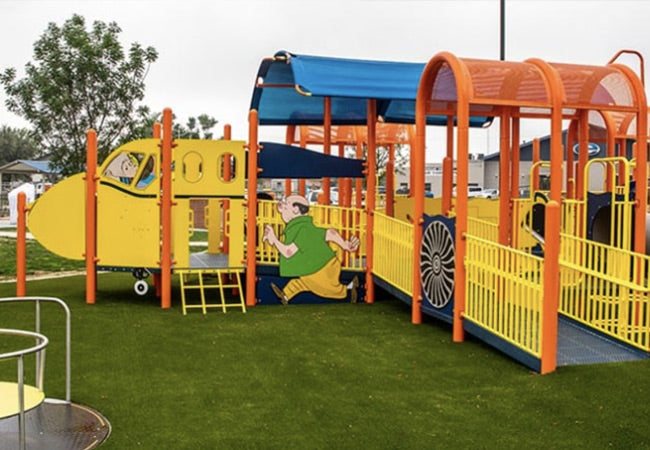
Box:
(414, 51, 648, 373)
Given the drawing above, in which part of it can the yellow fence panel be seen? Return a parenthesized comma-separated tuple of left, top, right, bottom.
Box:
(373, 212, 414, 296)
(464, 234, 544, 358)
(468, 216, 499, 243)
(254, 200, 366, 271)
(560, 233, 650, 351)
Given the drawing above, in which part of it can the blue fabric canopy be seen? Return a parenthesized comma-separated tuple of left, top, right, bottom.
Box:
(258, 142, 364, 179)
(250, 51, 492, 127)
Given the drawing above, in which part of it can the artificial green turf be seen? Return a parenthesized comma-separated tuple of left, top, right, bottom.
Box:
(1, 274, 649, 449)
(0, 236, 86, 277)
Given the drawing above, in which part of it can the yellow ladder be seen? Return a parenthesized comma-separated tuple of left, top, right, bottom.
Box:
(178, 269, 246, 315)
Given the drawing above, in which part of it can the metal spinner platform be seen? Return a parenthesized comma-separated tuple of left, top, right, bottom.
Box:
(0, 399, 110, 450)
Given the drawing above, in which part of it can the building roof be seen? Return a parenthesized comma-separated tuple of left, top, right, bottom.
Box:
(0, 159, 58, 174)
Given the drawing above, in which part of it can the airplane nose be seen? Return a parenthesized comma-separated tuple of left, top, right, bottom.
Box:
(27, 173, 86, 260)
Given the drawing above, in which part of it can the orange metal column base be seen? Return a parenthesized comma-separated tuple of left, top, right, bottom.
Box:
(16, 192, 27, 297)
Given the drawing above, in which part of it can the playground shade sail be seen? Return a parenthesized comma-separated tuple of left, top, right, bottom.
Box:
(251, 51, 492, 127)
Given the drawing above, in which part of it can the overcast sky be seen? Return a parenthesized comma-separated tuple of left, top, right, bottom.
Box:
(2, 0, 650, 159)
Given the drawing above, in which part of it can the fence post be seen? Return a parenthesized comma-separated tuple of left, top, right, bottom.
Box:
(541, 200, 560, 374)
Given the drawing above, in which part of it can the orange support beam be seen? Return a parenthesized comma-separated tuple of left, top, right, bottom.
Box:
(365, 100, 377, 304)
(386, 143, 395, 216)
(442, 116, 454, 215)
(532, 137, 541, 192)
(160, 109, 174, 309)
(284, 125, 295, 196)
(510, 116, 520, 200)
(577, 110, 589, 200)
(527, 57, 564, 374)
(16, 192, 27, 297)
(498, 110, 511, 246)
(566, 121, 577, 198)
(323, 97, 332, 204)
(152, 122, 162, 298)
(246, 110, 259, 307)
(223, 124, 232, 255)
(85, 129, 98, 304)
(355, 136, 363, 209)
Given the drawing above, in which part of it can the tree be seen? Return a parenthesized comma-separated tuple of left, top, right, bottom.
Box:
(123, 106, 219, 142)
(0, 14, 158, 176)
(346, 143, 409, 186)
(0, 126, 41, 166)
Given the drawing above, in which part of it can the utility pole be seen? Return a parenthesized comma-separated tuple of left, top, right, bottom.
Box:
(500, 0, 506, 61)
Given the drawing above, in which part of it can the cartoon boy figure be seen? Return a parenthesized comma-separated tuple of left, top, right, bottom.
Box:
(104, 152, 140, 185)
(263, 194, 360, 304)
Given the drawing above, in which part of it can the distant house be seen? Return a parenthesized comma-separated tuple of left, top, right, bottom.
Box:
(0, 159, 60, 216)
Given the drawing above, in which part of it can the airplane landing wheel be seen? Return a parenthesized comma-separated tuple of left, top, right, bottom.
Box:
(134, 280, 149, 296)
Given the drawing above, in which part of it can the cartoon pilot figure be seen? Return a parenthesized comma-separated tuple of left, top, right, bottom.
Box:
(263, 194, 360, 304)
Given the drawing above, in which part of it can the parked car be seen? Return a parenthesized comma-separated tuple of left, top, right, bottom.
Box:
(477, 188, 499, 199)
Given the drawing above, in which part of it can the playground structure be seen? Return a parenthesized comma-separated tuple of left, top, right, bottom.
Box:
(15, 49, 650, 373)
(0, 297, 110, 449)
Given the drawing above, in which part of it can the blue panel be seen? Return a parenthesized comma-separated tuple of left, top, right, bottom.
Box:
(464, 320, 542, 372)
(258, 142, 365, 179)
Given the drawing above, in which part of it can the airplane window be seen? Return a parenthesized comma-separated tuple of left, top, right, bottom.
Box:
(183, 152, 203, 183)
(136, 156, 156, 189)
(103, 152, 145, 185)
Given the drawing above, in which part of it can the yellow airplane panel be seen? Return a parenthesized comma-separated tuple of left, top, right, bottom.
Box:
(27, 173, 86, 260)
(97, 182, 160, 268)
(173, 139, 246, 198)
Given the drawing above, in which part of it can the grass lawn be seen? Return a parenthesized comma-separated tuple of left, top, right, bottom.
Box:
(1, 274, 649, 449)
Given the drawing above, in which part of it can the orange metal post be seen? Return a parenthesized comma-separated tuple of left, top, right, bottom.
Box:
(355, 136, 363, 209)
(452, 99, 470, 343)
(246, 110, 260, 307)
(616, 138, 625, 183)
(298, 132, 307, 196)
(577, 110, 589, 200)
(16, 192, 27, 297)
(541, 201, 560, 374)
(566, 121, 577, 198)
(338, 143, 351, 207)
(386, 143, 395, 216)
(532, 138, 541, 192)
(153, 122, 161, 139)
(285, 125, 295, 196)
(222, 124, 232, 255)
(323, 97, 332, 204)
(152, 122, 162, 297)
(412, 97, 426, 325)
(511, 116, 520, 200)
(365, 100, 377, 304)
(160, 109, 174, 309)
(442, 116, 454, 215)
(85, 129, 98, 304)
(527, 57, 564, 374)
(499, 110, 511, 246)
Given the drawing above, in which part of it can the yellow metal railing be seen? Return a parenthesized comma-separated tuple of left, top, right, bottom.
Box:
(560, 233, 650, 351)
(254, 200, 366, 270)
(464, 234, 544, 357)
(373, 212, 414, 296)
(468, 216, 499, 243)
